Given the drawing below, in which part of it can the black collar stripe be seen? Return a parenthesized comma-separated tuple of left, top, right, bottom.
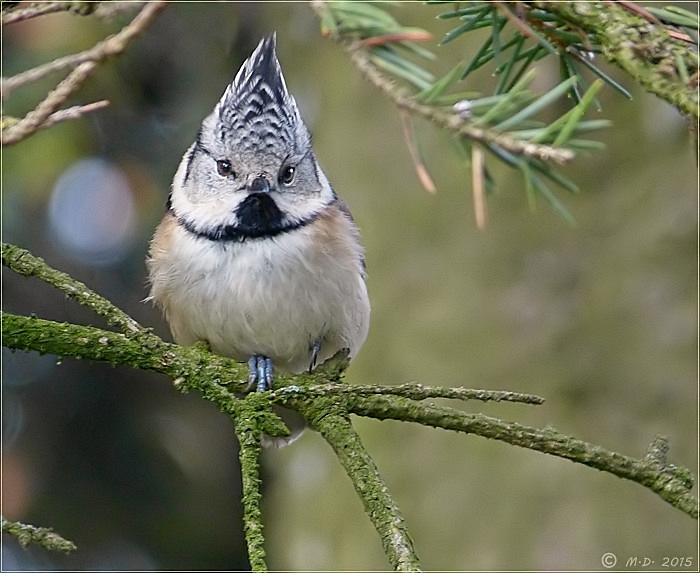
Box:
(172, 209, 316, 243)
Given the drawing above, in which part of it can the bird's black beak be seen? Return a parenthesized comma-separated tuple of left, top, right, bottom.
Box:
(249, 175, 271, 194)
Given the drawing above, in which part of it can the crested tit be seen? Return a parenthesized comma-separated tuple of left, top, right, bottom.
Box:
(147, 35, 370, 445)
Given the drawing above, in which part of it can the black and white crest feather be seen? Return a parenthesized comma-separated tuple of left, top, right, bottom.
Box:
(215, 34, 308, 154)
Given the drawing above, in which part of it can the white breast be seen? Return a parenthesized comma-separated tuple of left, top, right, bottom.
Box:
(148, 212, 370, 374)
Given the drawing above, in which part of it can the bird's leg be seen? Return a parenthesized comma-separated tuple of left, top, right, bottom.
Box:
(309, 339, 321, 373)
(246, 355, 274, 392)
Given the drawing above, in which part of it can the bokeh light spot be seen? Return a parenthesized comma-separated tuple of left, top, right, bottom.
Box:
(48, 158, 136, 266)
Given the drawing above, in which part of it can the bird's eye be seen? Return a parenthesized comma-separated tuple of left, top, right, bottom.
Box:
(279, 165, 295, 186)
(216, 159, 235, 177)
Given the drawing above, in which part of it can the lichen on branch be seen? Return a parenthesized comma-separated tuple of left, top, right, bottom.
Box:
(1, 516, 76, 553)
(532, 1, 699, 119)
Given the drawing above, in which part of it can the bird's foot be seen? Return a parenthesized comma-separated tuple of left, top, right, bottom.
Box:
(308, 340, 322, 373)
(247, 355, 273, 392)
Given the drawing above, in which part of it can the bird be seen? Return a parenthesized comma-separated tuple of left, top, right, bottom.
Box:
(146, 34, 370, 446)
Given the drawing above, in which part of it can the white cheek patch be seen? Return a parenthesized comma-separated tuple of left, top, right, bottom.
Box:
(171, 188, 242, 227)
(273, 193, 330, 223)
(171, 152, 246, 228)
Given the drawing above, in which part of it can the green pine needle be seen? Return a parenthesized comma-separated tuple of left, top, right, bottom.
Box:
(554, 79, 604, 146)
(494, 76, 578, 131)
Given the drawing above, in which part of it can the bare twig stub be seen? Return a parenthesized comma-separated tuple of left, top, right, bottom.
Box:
(471, 143, 487, 229)
(38, 100, 110, 130)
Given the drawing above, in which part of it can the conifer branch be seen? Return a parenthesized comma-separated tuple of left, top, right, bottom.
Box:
(533, 1, 699, 119)
(311, 2, 575, 165)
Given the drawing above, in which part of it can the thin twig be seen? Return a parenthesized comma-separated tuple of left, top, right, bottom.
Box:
(1, 1, 87, 26)
(1, 1, 167, 145)
(399, 109, 436, 193)
(2, 61, 98, 146)
(37, 100, 110, 130)
(471, 143, 487, 229)
(88, 0, 168, 60)
(3, 50, 105, 97)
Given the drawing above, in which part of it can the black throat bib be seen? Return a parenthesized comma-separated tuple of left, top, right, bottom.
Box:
(174, 193, 314, 243)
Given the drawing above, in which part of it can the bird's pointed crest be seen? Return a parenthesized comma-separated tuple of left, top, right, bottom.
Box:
(230, 34, 288, 106)
(214, 33, 306, 151)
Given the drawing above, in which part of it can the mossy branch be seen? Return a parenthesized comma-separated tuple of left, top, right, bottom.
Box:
(2, 243, 144, 335)
(0, 311, 250, 394)
(231, 397, 268, 572)
(300, 381, 545, 405)
(533, 1, 699, 120)
(348, 395, 699, 519)
(296, 404, 421, 571)
(1, 516, 76, 554)
(4, 310, 697, 523)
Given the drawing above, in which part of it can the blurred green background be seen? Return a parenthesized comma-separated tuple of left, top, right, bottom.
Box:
(2, 2, 697, 570)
